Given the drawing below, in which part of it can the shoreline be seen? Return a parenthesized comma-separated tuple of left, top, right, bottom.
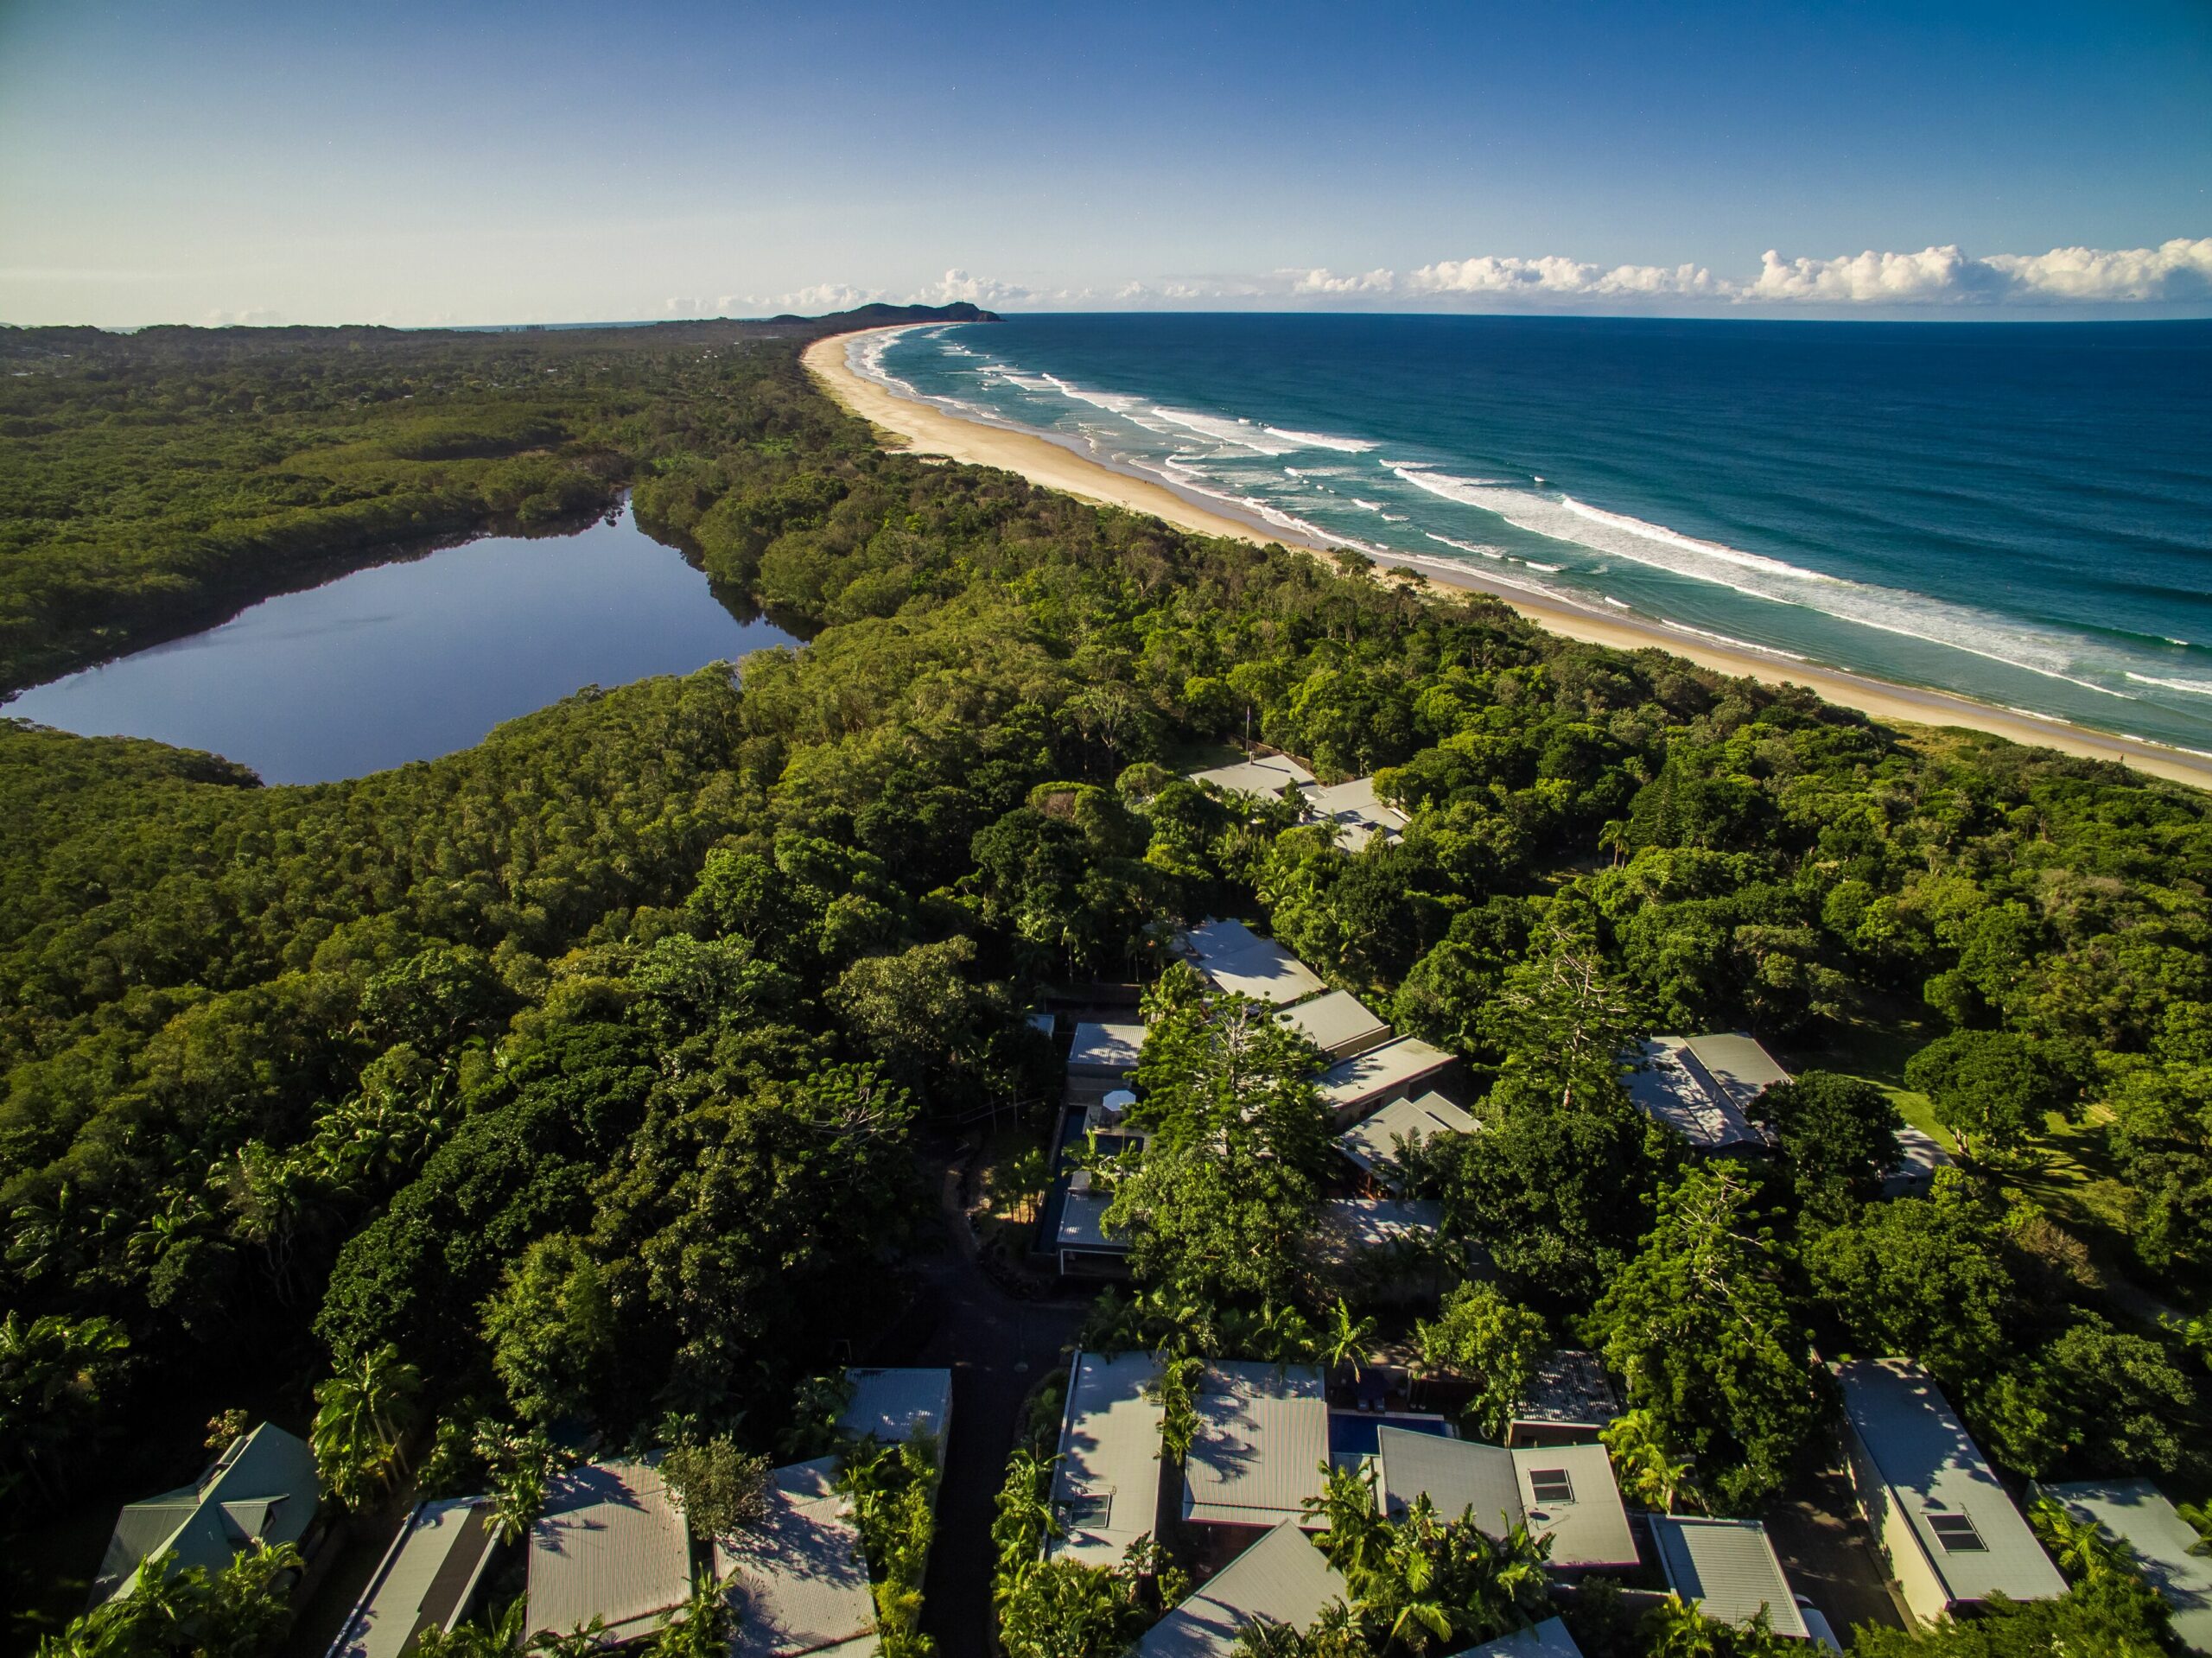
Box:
(804, 327, 2212, 793)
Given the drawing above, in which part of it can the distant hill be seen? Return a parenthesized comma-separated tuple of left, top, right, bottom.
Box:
(775, 301, 1001, 327)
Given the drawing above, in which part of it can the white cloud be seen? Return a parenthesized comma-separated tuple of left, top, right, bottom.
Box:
(1985, 238, 2212, 302)
(1287, 266, 1396, 295)
(908, 268, 1035, 307)
(203, 307, 286, 326)
(1408, 256, 1721, 299)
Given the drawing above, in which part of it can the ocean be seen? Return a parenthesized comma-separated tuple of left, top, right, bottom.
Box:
(857, 314, 2212, 755)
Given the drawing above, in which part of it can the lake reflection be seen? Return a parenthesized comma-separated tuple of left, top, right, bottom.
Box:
(6, 506, 795, 785)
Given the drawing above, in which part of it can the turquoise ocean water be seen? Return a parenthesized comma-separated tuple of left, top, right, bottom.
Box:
(858, 314, 2212, 754)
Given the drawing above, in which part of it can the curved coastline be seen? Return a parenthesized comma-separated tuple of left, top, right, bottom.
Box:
(806, 326, 2212, 793)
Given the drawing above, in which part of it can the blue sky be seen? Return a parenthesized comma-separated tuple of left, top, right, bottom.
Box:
(2, 0, 2207, 324)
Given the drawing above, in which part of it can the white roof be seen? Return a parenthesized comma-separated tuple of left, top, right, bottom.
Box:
(1450, 1617, 1586, 1658)
(1300, 778, 1410, 849)
(1649, 1517, 1808, 1636)
(329, 1499, 498, 1658)
(2040, 1479, 2212, 1653)
(1317, 1037, 1454, 1115)
(1137, 1521, 1346, 1658)
(1181, 917, 1264, 966)
(1834, 1359, 2064, 1605)
(1278, 989, 1391, 1056)
(1199, 938, 1327, 1006)
(527, 1459, 693, 1644)
(840, 1369, 951, 1448)
(1624, 1035, 1781, 1151)
(1068, 1021, 1146, 1078)
(1184, 1363, 1329, 1529)
(1375, 1433, 1635, 1569)
(719, 1471, 876, 1658)
(1335, 1091, 1476, 1182)
(1056, 1188, 1128, 1255)
(1189, 755, 1316, 797)
(1049, 1351, 1166, 1566)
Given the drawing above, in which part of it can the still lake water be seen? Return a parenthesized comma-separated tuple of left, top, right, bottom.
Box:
(5, 505, 796, 785)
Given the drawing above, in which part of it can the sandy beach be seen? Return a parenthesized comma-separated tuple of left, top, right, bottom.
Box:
(806, 327, 2212, 793)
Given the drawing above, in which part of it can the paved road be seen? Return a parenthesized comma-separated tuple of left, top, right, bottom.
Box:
(912, 1144, 1088, 1658)
(1765, 1455, 1911, 1642)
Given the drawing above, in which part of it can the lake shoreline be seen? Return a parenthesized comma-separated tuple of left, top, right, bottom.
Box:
(806, 327, 2212, 793)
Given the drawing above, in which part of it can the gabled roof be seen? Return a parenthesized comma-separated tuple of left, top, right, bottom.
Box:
(1188, 756, 1316, 797)
(1833, 1359, 2063, 1606)
(840, 1369, 950, 1448)
(1198, 938, 1327, 1007)
(1374, 1432, 1635, 1570)
(1648, 1518, 1808, 1637)
(97, 1422, 320, 1605)
(720, 1465, 875, 1658)
(1624, 1036, 1781, 1152)
(1379, 1430, 1522, 1532)
(1068, 1022, 1146, 1078)
(1184, 1364, 1329, 1529)
(1449, 1617, 1586, 1658)
(328, 1499, 499, 1658)
(1335, 1091, 1476, 1182)
(1279, 990, 1392, 1058)
(1049, 1351, 1166, 1566)
(1316, 1038, 1454, 1115)
(1136, 1521, 1347, 1658)
(2037, 1479, 2212, 1653)
(526, 1459, 694, 1644)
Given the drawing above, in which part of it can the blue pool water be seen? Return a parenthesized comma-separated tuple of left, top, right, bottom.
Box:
(1330, 1413, 1457, 1457)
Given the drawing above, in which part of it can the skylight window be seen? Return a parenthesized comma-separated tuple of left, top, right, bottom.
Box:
(1528, 1469, 1575, 1506)
(1926, 1512, 1985, 1552)
(1058, 1490, 1112, 1529)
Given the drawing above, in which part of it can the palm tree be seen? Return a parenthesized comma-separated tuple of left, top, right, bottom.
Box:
(311, 1343, 422, 1510)
(1305, 1461, 1384, 1579)
(647, 1575, 734, 1657)
(2028, 1497, 2133, 1583)
(1147, 1353, 1206, 1461)
(1325, 1299, 1377, 1382)
(0, 1311, 128, 1500)
(1643, 1594, 1722, 1658)
(1600, 1409, 1697, 1515)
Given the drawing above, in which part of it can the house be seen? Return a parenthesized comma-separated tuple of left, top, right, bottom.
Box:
(1624, 1033, 1787, 1153)
(1504, 1351, 1622, 1448)
(526, 1459, 695, 1645)
(2035, 1479, 2212, 1653)
(1181, 917, 1265, 964)
(1335, 1091, 1477, 1189)
(1048, 1351, 1166, 1567)
(1279, 989, 1393, 1060)
(720, 1459, 876, 1658)
(1055, 1180, 1133, 1277)
(1188, 755, 1316, 797)
(1197, 937, 1328, 1006)
(841, 1368, 952, 1450)
(1299, 777, 1410, 852)
(1068, 1021, 1147, 1083)
(1136, 1520, 1348, 1658)
(1882, 1127, 1954, 1199)
(94, 1421, 321, 1608)
(1316, 1037, 1455, 1121)
(327, 1498, 499, 1658)
(1375, 1430, 1637, 1572)
(1833, 1359, 2064, 1623)
(1448, 1617, 1586, 1658)
(1648, 1517, 1809, 1637)
(1184, 1363, 1331, 1534)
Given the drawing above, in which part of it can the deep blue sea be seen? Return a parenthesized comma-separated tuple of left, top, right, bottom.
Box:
(860, 314, 2212, 753)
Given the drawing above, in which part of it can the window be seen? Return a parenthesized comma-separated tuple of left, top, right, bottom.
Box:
(1528, 1469, 1575, 1506)
(1926, 1512, 1986, 1553)
(1058, 1490, 1112, 1529)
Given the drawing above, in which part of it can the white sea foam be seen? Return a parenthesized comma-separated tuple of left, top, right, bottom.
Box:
(1262, 426, 1379, 453)
(1382, 514, 1408, 522)
(2126, 672, 2212, 696)
(1043, 374, 1146, 414)
(1522, 561, 1564, 573)
(1351, 499, 1383, 512)
(1151, 408, 1305, 454)
(1427, 532, 1506, 560)
(1663, 622, 1811, 662)
(1604, 596, 1630, 609)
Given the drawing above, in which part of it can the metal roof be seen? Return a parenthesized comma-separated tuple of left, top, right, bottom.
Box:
(1317, 1038, 1454, 1115)
(97, 1422, 321, 1606)
(1649, 1518, 1808, 1637)
(1049, 1351, 1166, 1566)
(1513, 1445, 1637, 1569)
(1182, 917, 1265, 967)
(1055, 1189, 1128, 1255)
(1199, 938, 1328, 1006)
(1299, 778, 1410, 850)
(1882, 1127, 1954, 1197)
(1319, 1198, 1445, 1260)
(1184, 1364, 1330, 1529)
(327, 1499, 498, 1658)
(1335, 1091, 1477, 1181)
(1188, 756, 1317, 797)
(1068, 1021, 1147, 1078)
(719, 1471, 875, 1658)
(1684, 1033, 1790, 1101)
(840, 1369, 951, 1448)
(1379, 1430, 1521, 1532)
(1374, 1434, 1634, 1570)
(1280, 989, 1392, 1057)
(2038, 1479, 2212, 1654)
(1510, 1350, 1621, 1432)
(1833, 1359, 2064, 1606)
(1449, 1617, 1586, 1658)
(1137, 1521, 1347, 1658)
(1623, 1037, 1777, 1152)
(526, 1459, 694, 1644)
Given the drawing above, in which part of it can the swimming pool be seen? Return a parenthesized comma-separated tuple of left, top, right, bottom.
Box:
(1328, 1413, 1457, 1457)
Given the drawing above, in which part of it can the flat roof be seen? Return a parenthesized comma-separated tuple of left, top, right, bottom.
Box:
(840, 1369, 951, 1448)
(329, 1499, 498, 1658)
(1511, 1350, 1621, 1432)
(719, 1471, 875, 1658)
(1136, 1521, 1346, 1658)
(1449, 1617, 1586, 1658)
(1279, 989, 1391, 1056)
(1375, 1433, 1635, 1569)
(1181, 917, 1264, 967)
(1184, 1363, 1330, 1530)
(1199, 938, 1327, 1006)
(1049, 1351, 1166, 1566)
(1068, 1021, 1146, 1078)
(527, 1459, 693, 1645)
(1685, 1033, 1790, 1101)
(1624, 1037, 1775, 1152)
(1300, 778, 1410, 849)
(1319, 1198, 1444, 1256)
(1188, 755, 1316, 797)
(2039, 1479, 2212, 1653)
(1833, 1359, 2064, 1606)
(1335, 1091, 1477, 1181)
(1056, 1188, 1128, 1255)
(1649, 1518, 1807, 1637)
(1317, 1037, 1454, 1115)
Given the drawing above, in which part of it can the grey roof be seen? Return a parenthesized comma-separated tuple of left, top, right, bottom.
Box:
(526, 1459, 694, 1644)
(1182, 917, 1265, 966)
(328, 1499, 498, 1658)
(1449, 1617, 1586, 1658)
(1068, 1021, 1146, 1078)
(1137, 1521, 1347, 1658)
(2038, 1479, 2212, 1653)
(719, 1471, 876, 1658)
(1318, 1198, 1445, 1260)
(1185, 1364, 1330, 1529)
(1199, 938, 1327, 1006)
(1375, 1433, 1635, 1569)
(840, 1369, 951, 1449)
(1056, 1188, 1128, 1255)
(1336, 1091, 1477, 1182)
(1379, 1430, 1522, 1532)
(1049, 1351, 1166, 1566)
(1510, 1351, 1621, 1432)
(1280, 990, 1392, 1057)
(1317, 1038, 1455, 1115)
(1883, 1127, 1954, 1197)
(1189, 755, 1316, 797)
(1649, 1518, 1808, 1637)
(1300, 778, 1410, 850)
(1685, 1033, 1790, 1099)
(97, 1422, 321, 1606)
(1624, 1036, 1781, 1152)
(1833, 1359, 2064, 1606)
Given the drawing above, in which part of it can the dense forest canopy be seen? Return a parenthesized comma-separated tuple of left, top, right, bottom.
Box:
(3, 319, 2206, 1652)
